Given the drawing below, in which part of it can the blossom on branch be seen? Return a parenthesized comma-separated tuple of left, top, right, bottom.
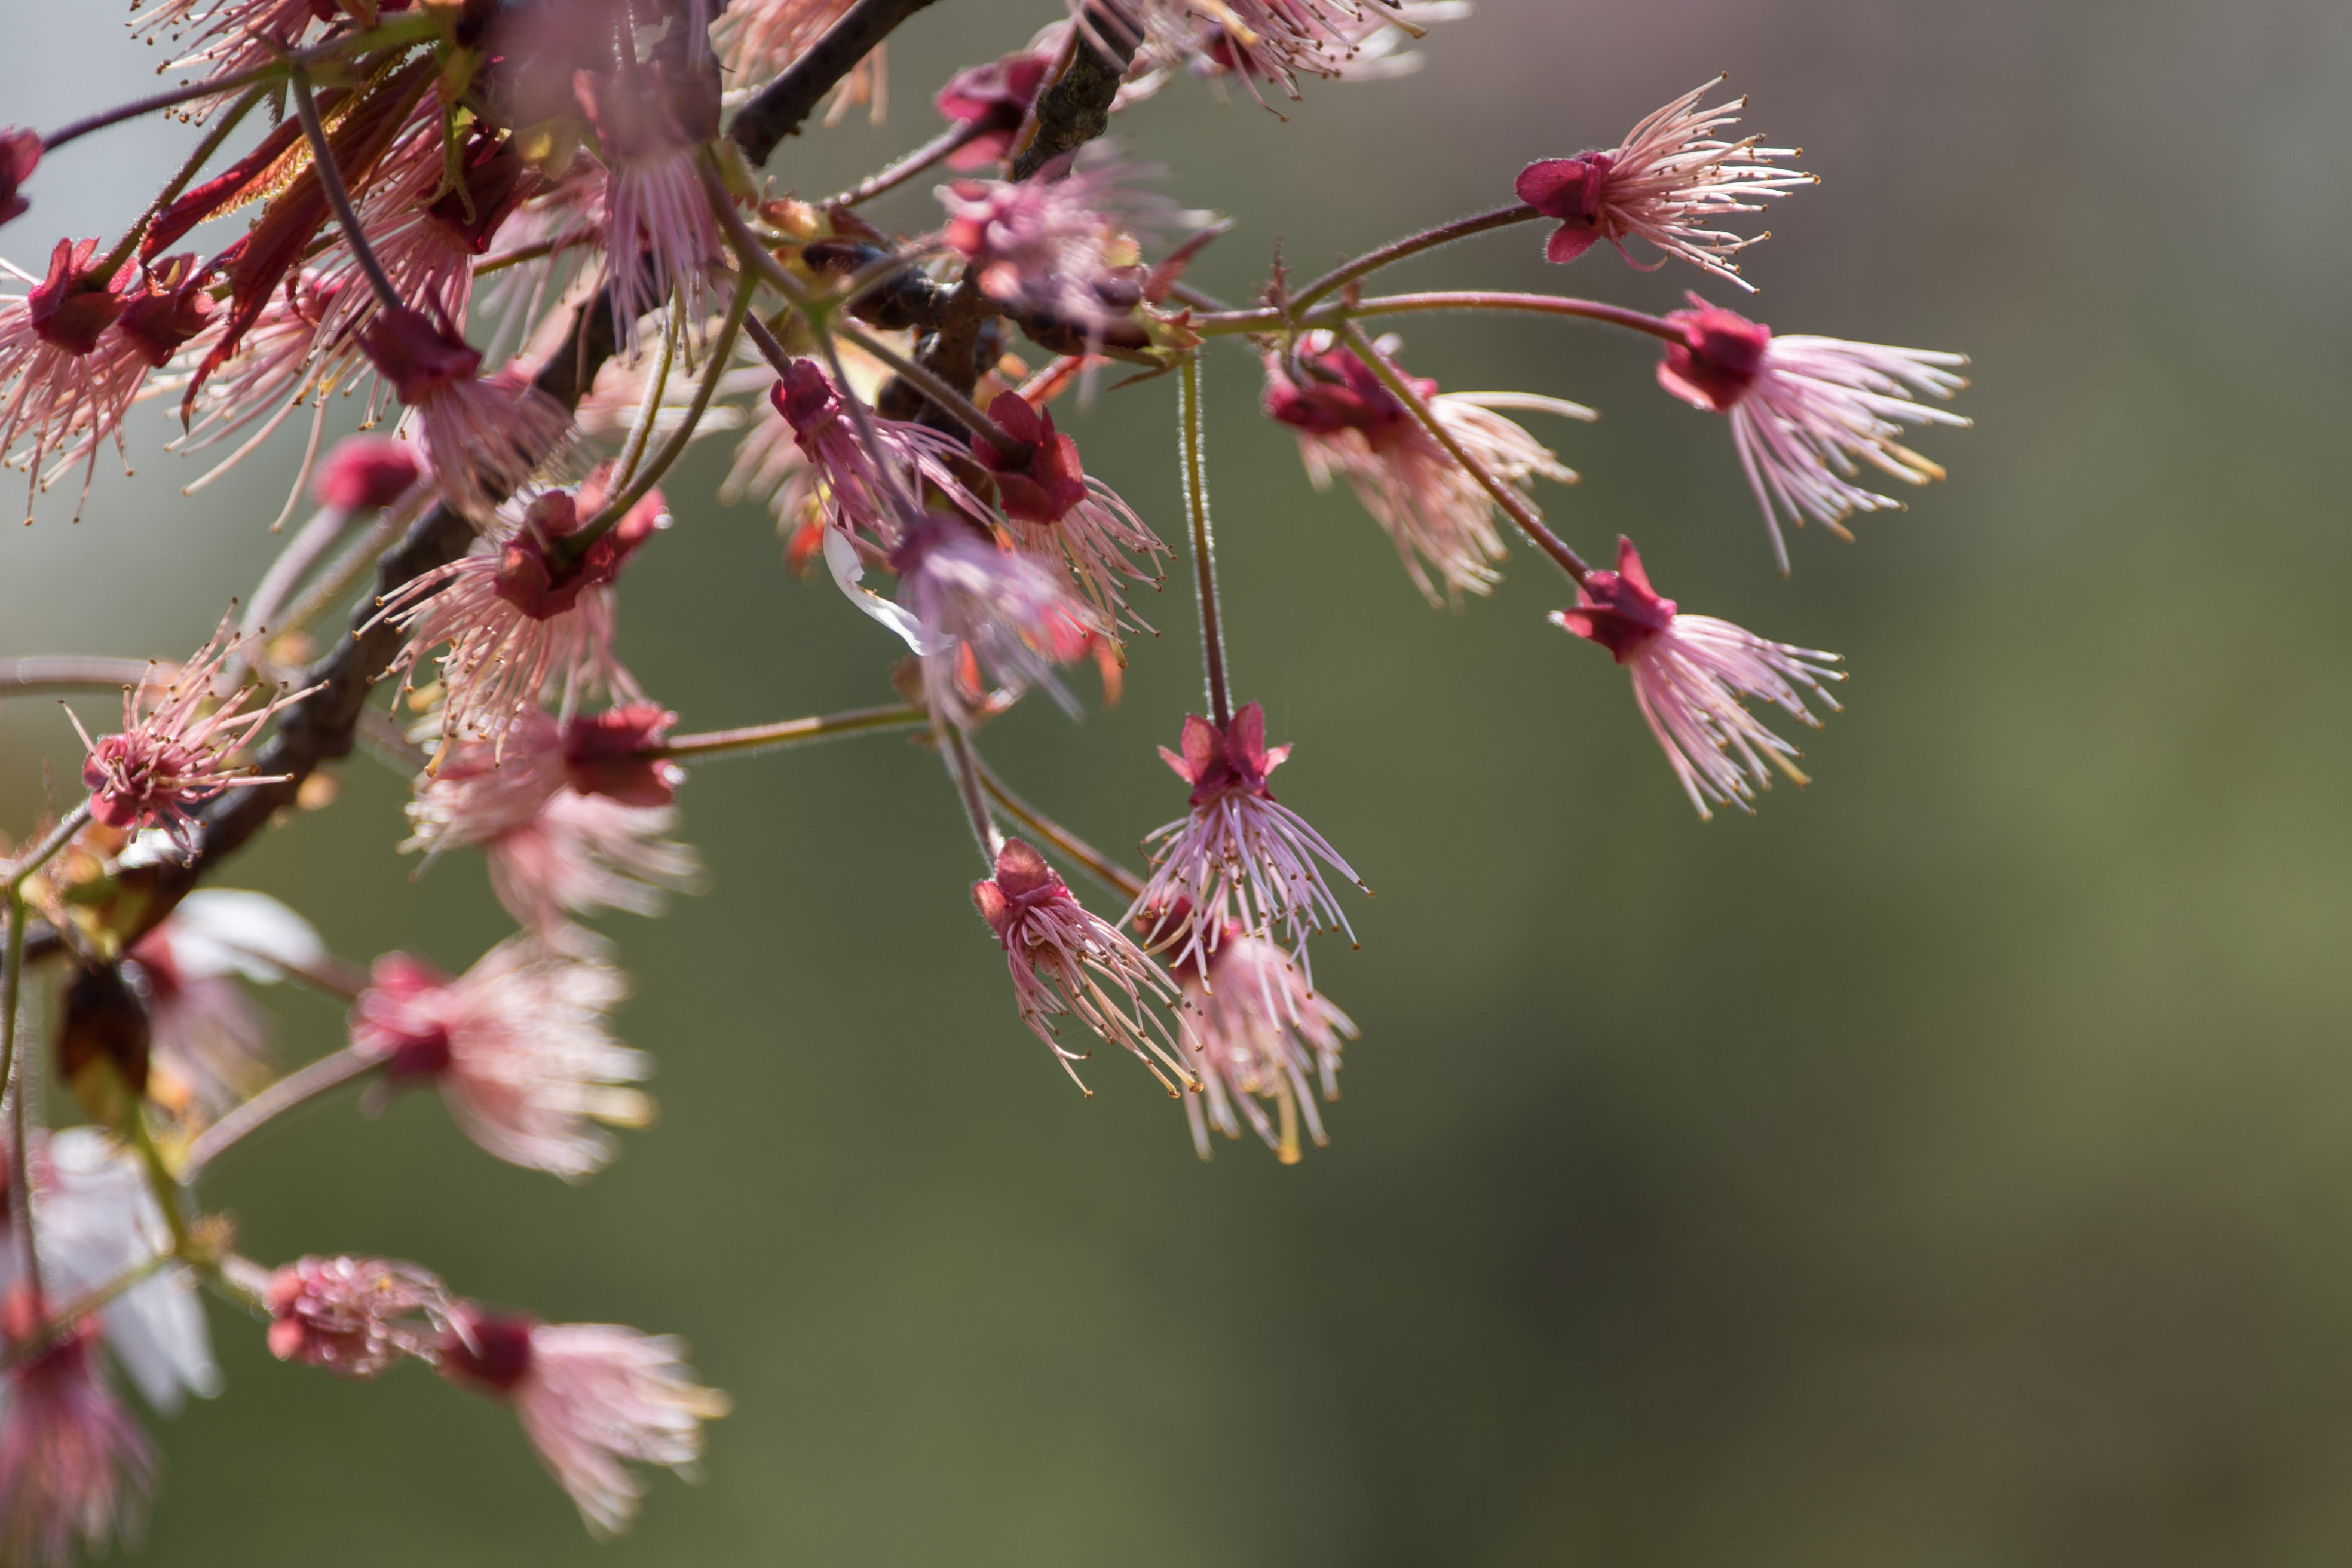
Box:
(351, 936, 651, 1182)
(973, 838, 1192, 1095)
(376, 475, 661, 751)
(405, 706, 702, 933)
(1265, 334, 1586, 607)
(438, 1308, 729, 1539)
(1552, 537, 1843, 818)
(1171, 922, 1356, 1163)
(0, 240, 147, 520)
(1517, 78, 1811, 286)
(363, 306, 572, 522)
(1129, 702, 1365, 986)
(970, 390, 1167, 631)
(575, 61, 724, 351)
(0, 1289, 157, 1568)
(1656, 295, 1970, 569)
(68, 615, 311, 860)
(893, 516, 1104, 728)
(266, 1255, 452, 1382)
(939, 156, 1165, 341)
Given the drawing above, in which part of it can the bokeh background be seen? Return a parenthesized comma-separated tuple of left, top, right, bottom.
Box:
(7, 0, 2352, 1561)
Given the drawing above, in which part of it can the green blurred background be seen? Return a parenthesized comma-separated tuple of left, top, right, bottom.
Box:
(8, 0, 2352, 1561)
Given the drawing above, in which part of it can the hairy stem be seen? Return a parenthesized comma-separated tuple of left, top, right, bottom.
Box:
(0, 657, 156, 699)
(1187, 290, 1683, 343)
(835, 320, 1027, 452)
(969, 752, 1144, 901)
(657, 704, 926, 760)
(1288, 204, 1543, 314)
(288, 66, 399, 313)
(824, 118, 989, 208)
(938, 721, 1004, 868)
(93, 84, 267, 281)
(1177, 354, 1232, 728)
(1339, 320, 1590, 583)
(184, 1047, 381, 1179)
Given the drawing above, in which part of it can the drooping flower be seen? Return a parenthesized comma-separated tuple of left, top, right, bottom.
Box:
(67, 615, 311, 859)
(349, 936, 651, 1181)
(1552, 536, 1843, 818)
(1170, 923, 1356, 1163)
(128, 0, 318, 98)
(0, 129, 41, 229)
(375, 476, 661, 751)
(1516, 78, 1812, 287)
(0, 240, 146, 520)
(969, 390, 1167, 630)
(167, 271, 356, 460)
(973, 838, 1192, 1094)
(1264, 333, 1587, 606)
(438, 1307, 730, 1539)
(766, 356, 988, 547)
(939, 156, 1166, 341)
(362, 305, 572, 522)
(331, 118, 544, 342)
(124, 889, 324, 1120)
(892, 516, 1103, 727)
(1100, 0, 1462, 108)
(265, 1255, 451, 1381)
(934, 46, 1056, 168)
(575, 61, 723, 350)
(311, 433, 423, 514)
(1129, 702, 1364, 986)
(1656, 295, 1970, 571)
(0, 1288, 158, 1568)
(403, 706, 702, 933)
(15, 1128, 223, 1416)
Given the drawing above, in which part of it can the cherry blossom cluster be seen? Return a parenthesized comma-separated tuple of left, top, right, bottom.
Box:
(0, 0, 1967, 1553)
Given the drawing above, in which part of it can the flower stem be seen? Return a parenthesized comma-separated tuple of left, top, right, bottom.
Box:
(1287, 203, 1542, 314)
(1177, 354, 1232, 728)
(0, 1253, 173, 1371)
(287, 66, 400, 314)
(822, 118, 990, 208)
(937, 719, 1004, 868)
(0, 657, 156, 698)
(1339, 320, 1591, 584)
(38, 13, 440, 152)
(656, 704, 926, 760)
(1186, 290, 1682, 343)
(556, 258, 758, 565)
(0, 803, 86, 1300)
(612, 294, 681, 492)
(92, 83, 267, 282)
(183, 1047, 381, 1180)
(968, 752, 1144, 901)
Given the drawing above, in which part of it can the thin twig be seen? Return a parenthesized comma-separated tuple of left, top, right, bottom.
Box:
(836, 320, 1027, 451)
(823, 118, 990, 208)
(0, 1254, 173, 1371)
(0, 658, 157, 699)
(184, 1048, 381, 1179)
(1177, 354, 1232, 728)
(728, 0, 946, 166)
(1339, 321, 1591, 583)
(969, 752, 1144, 901)
(656, 704, 926, 760)
(287, 66, 399, 313)
(937, 721, 1003, 868)
(1288, 204, 1544, 314)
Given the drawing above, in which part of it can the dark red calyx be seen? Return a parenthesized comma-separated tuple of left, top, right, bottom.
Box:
(971, 393, 1085, 523)
(439, 1308, 538, 1395)
(427, 128, 546, 255)
(27, 238, 128, 356)
(1264, 344, 1428, 443)
(561, 705, 681, 806)
(313, 434, 421, 512)
(1158, 701, 1292, 807)
(972, 838, 1070, 945)
(1517, 152, 1618, 264)
(362, 306, 483, 403)
(1657, 296, 1772, 412)
(351, 951, 455, 1080)
(493, 479, 665, 619)
(1555, 537, 1677, 664)
(0, 128, 41, 229)
(117, 254, 218, 368)
(934, 50, 1051, 166)
(770, 358, 841, 448)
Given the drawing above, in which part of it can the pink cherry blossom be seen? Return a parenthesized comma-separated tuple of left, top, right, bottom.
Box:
(939, 156, 1166, 340)
(970, 390, 1168, 632)
(1656, 295, 1970, 571)
(0, 1288, 158, 1568)
(438, 1308, 729, 1538)
(1129, 702, 1365, 985)
(1264, 334, 1586, 605)
(266, 1255, 452, 1381)
(893, 516, 1103, 728)
(1517, 78, 1811, 287)
(375, 477, 661, 751)
(362, 305, 572, 522)
(1172, 924, 1356, 1163)
(1552, 537, 1843, 818)
(66, 615, 311, 860)
(404, 706, 701, 933)
(350, 937, 651, 1182)
(0, 240, 147, 520)
(767, 358, 988, 547)
(973, 839, 1192, 1095)
(575, 60, 724, 350)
